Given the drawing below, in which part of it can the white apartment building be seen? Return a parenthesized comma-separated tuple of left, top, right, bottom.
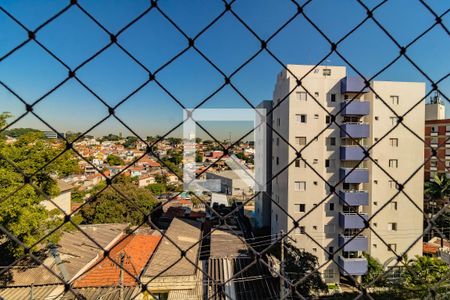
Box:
(269, 64, 425, 283)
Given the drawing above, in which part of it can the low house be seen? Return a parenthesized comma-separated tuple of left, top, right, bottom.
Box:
(138, 174, 156, 187)
(140, 218, 203, 299)
(206, 170, 254, 196)
(41, 180, 73, 214)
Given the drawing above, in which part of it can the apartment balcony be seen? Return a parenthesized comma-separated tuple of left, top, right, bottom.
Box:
(340, 77, 369, 94)
(340, 101, 370, 116)
(339, 190, 369, 206)
(340, 123, 370, 138)
(338, 234, 368, 252)
(339, 212, 368, 229)
(338, 256, 368, 276)
(340, 146, 367, 161)
(340, 168, 369, 184)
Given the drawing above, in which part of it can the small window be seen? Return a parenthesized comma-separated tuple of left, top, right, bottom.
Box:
(388, 222, 397, 231)
(313, 225, 318, 230)
(300, 114, 307, 123)
(313, 159, 318, 164)
(325, 159, 335, 169)
(296, 91, 307, 101)
(296, 136, 307, 146)
(324, 268, 334, 279)
(430, 160, 437, 167)
(294, 181, 306, 191)
(276, 137, 280, 146)
(390, 201, 398, 210)
(389, 159, 398, 168)
(375, 116, 379, 121)
(297, 204, 306, 212)
(314, 114, 319, 119)
(326, 137, 336, 146)
(276, 157, 279, 165)
(390, 95, 399, 105)
(390, 117, 398, 125)
(295, 159, 300, 167)
(314, 92, 319, 97)
(389, 138, 398, 147)
(329, 246, 334, 253)
(387, 243, 397, 251)
(326, 116, 331, 124)
(330, 94, 336, 102)
(299, 226, 305, 234)
(312, 247, 317, 252)
(323, 68, 331, 76)
(329, 203, 335, 211)
(388, 180, 398, 189)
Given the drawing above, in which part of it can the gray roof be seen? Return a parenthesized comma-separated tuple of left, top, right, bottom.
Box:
(57, 180, 73, 192)
(5, 224, 128, 287)
(210, 229, 248, 258)
(143, 218, 201, 277)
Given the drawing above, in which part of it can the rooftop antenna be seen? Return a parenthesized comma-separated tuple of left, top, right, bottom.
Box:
(430, 90, 442, 104)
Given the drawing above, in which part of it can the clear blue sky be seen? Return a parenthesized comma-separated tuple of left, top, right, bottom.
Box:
(0, 0, 449, 140)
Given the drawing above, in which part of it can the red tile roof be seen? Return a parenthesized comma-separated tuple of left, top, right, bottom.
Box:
(423, 242, 439, 255)
(74, 234, 161, 287)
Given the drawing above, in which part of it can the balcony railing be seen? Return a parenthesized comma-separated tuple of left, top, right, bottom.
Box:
(340, 168, 369, 184)
(339, 190, 369, 206)
(338, 256, 368, 276)
(340, 146, 367, 161)
(339, 212, 368, 229)
(340, 101, 370, 116)
(340, 123, 370, 138)
(338, 234, 368, 252)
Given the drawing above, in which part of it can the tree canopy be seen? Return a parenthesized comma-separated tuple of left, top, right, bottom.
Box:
(0, 113, 79, 258)
(106, 154, 124, 166)
(80, 176, 158, 225)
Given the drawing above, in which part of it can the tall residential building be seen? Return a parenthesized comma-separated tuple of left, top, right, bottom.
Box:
(255, 100, 273, 229)
(424, 92, 448, 180)
(270, 64, 425, 283)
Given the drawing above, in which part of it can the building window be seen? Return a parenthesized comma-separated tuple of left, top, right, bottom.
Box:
(314, 114, 319, 119)
(296, 114, 307, 123)
(389, 138, 398, 147)
(296, 136, 307, 146)
(388, 222, 397, 231)
(329, 203, 335, 211)
(296, 91, 307, 101)
(276, 137, 280, 146)
(389, 159, 398, 168)
(390, 116, 398, 125)
(387, 243, 397, 251)
(277, 118, 280, 126)
(323, 68, 331, 76)
(325, 159, 335, 169)
(326, 115, 331, 124)
(326, 137, 336, 146)
(294, 181, 306, 191)
(329, 246, 334, 254)
(315, 92, 319, 97)
(276, 157, 279, 165)
(430, 160, 437, 167)
(390, 95, 399, 105)
(330, 94, 336, 102)
(324, 268, 334, 279)
(299, 226, 305, 234)
(390, 201, 398, 210)
(388, 180, 398, 189)
(297, 203, 306, 212)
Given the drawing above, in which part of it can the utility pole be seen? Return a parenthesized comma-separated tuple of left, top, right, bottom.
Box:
(280, 230, 284, 300)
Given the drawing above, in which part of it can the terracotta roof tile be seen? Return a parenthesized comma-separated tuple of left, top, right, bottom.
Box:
(74, 234, 161, 287)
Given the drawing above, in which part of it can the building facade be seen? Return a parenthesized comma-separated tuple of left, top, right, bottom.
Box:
(270, 64, 425, 283)
(424, 92, 448, 180)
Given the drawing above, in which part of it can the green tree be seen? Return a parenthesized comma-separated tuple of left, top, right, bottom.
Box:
(284, 242, 327, 298)
(2, 127, 40, 138)
(123, 136, 138, 148)
(424, 175, 450, 238)
(80, 179, 158, 225)
(195, 153, 203, 163)
(268, 240, 327, 298)
(146, 183, 167, 195)
(0, 113, 78, 258)
(401, 256, 450, 299)
(106, 154, 124, 166)
(362, 253, 386, 286)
